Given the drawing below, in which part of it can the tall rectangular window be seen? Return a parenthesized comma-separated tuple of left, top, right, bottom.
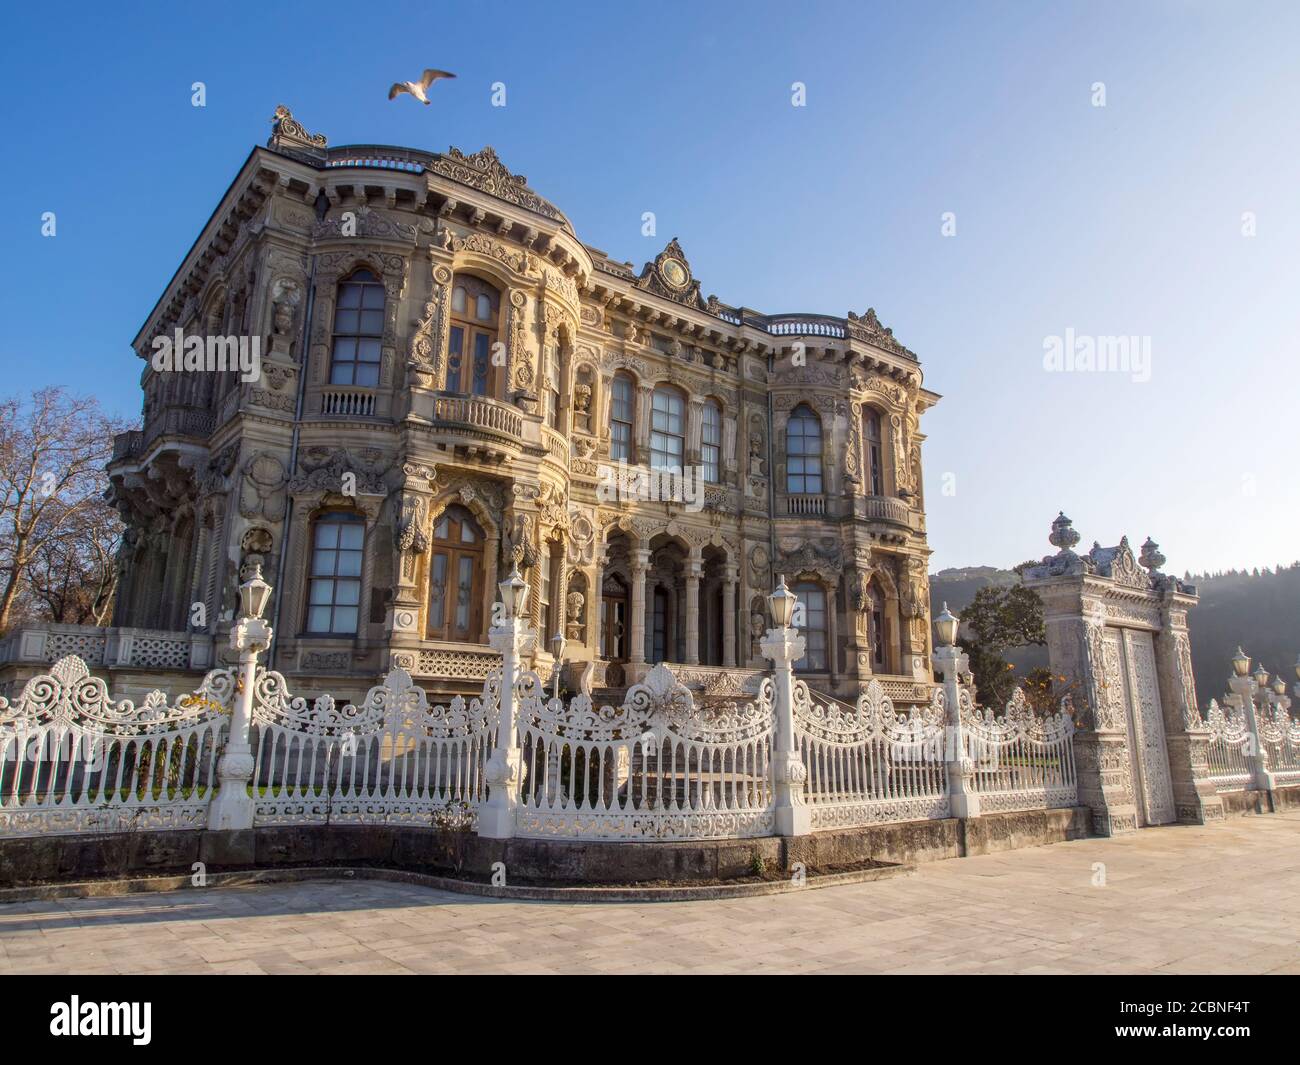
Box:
(786, 407, 823, 494)
(307, 515, 364, 635)
(330, 271, 384, 387)
(865, 408, 884, 496)
(650, 387, 684, 470)
(701, 401, 722, 483)
(610, 374, 634, 462)
(793, 583, 827, 672)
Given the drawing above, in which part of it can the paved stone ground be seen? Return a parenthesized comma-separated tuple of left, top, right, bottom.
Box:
(2, 812, 1297, 975)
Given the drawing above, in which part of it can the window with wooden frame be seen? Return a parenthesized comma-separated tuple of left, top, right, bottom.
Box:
(425, 505, 486, 642)
(446, 275, 500, 396)
(865, 407, 884, 496)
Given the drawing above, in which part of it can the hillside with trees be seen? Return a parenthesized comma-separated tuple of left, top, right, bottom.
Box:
(931, 563, 1300, 709)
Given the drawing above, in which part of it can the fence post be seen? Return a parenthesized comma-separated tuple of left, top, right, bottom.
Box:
(207, 566, 273, 832)
(932, 604, 980, 819)
(760, 577, 811, 836)
(479, 565, 534, 839)
(1228, 650, 1275, 794)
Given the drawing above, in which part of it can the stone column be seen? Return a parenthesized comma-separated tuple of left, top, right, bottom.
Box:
(629, 547, 648, 666)
(590, 544, 608, 657)
(480, 568, 536, 839)
(722, 564, 738, 668)
(933, 641, 979, 818)
(684, 554, 702, 665)
(761, 592, 811, 837)
(1156, 580, 1226, 824)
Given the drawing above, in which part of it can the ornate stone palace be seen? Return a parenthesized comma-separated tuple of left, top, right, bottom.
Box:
(101, 106, 939, 704)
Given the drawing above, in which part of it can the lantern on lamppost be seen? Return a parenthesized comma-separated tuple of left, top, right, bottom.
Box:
(1271, 676, 1287, 697)
(1232, 647, 1251, 678)
(498, 564, 528, 622)
(238, 563, 272, 621)
(1253, 663, 1270, 690)
(933, 603, 959, 649)
(768, 575, 797, 630)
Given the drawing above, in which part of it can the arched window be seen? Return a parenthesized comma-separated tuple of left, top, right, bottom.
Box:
(329, 269, 384, 387)
(793, 581, 827, 672)
(610, 374, 635, 462)
(786, 406, 823, 494)
(306, 513, 364, 635)
(447, 275, 500, 396)
(426, 505, 485, 641)
(701, 399, 722, 483)
(864, 407, 884, 496)
(650, 386, 685, 470)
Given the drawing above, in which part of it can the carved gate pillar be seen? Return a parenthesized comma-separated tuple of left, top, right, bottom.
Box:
(1024, 514, 1224, 837)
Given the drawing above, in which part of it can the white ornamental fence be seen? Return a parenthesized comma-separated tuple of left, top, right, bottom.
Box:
(794, 679, 950, 830)
(0, 656, 231, 837)
(1203, 697, 1300, 793)
(247, 667, 499, 827)
(0, 653, 1080, 843)
(959, 688, 1078, 813)
(515, 664, 775, 840)
(1203, 699, 1253, 793)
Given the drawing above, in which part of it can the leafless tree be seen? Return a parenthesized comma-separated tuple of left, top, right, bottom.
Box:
(0, 388, 128, 634)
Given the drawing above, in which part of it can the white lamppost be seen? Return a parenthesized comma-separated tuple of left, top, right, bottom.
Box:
(207, 564, 273, 831)
(932, 603, 980, 818)
(480, 565, 535, 839)
(1227, 647, 1273, 793)
(759, 576, 810, 836)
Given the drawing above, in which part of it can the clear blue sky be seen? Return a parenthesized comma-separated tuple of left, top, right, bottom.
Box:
(3, 0, 1297, 576)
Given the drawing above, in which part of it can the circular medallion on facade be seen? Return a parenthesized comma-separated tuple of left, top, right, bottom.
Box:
(660, 257, 688, 289)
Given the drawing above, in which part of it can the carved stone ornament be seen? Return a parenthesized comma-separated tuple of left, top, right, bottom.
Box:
(845, 307, 916, 360)
(267, 105, 327, 163)
(635, 237, 706, 310)
(429, 146, 568, 224)
(1090, 536, 1150, 590)
(289, 447, 390, 496)
(239, 451, 287, 521)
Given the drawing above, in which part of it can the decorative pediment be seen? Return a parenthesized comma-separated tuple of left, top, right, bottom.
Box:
(267, 105, 328, 163)
(636, 238, 707, 311)
(1089, 536, 1150, 590)
(846, 307, 916, 360)
(429, 146, 568, 225)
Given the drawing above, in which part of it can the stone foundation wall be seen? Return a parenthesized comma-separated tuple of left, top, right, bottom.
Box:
(0, 807, 1096, 890)
(1219, 784, 1300, 817)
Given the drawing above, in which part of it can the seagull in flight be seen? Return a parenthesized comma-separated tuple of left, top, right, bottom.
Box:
(388, 69, 457, 105)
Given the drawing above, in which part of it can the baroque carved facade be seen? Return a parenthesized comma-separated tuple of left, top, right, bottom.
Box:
(107, 106, 940, 703)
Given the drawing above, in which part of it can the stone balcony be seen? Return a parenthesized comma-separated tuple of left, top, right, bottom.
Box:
(112, 405, 215, 462)
(0, 623, 214, 671)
